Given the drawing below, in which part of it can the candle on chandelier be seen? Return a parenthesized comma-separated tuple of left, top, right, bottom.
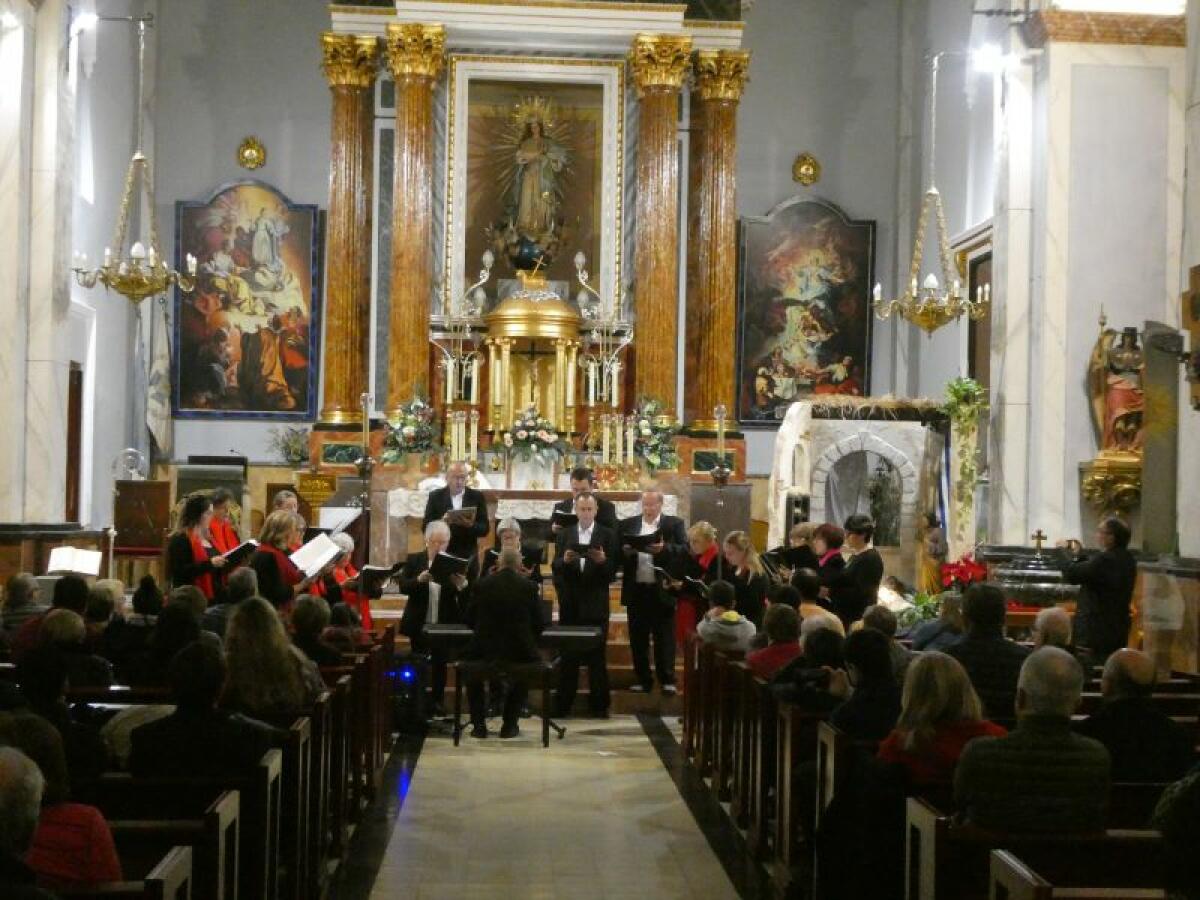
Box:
(469, 358, 480, 405)
(565, 352, 576, 407)
(601, 414, 611, 463)
(469, 410, 479, 463)
(983, 284, 991, 303)
(610, 362, 621, 408)
(872, 283, 882, 304)
(103, 247, 113, 267)
(614, 413, 623, 462)
(186, 253, 197, 276)
(586, 361, 596, 406)
(148, 246, 157, 269)
(130, 242, 146, 261)
(626, 416, 635, 466)
(910, 276, 918, 296)
(445, 358, 457, 404)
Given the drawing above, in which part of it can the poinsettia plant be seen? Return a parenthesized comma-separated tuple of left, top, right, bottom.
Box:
(630, 396, 681, 473)
(502, 406, 571, 462)
(940, 553, 988, 591)
(381, 396, 439, 462)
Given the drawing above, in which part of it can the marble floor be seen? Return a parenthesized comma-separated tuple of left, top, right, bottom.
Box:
(364, 716, 741, 900)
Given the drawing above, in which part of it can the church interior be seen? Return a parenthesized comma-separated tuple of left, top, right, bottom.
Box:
(1, 0, 1200, 897)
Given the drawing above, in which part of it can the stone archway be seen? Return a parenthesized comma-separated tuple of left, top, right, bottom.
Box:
(809, 431, 919, 543)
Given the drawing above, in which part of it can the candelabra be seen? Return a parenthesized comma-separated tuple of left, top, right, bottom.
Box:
(72, 16, 196, 303)
(432, 250, 494, 405)
(574, 252, 632, 409)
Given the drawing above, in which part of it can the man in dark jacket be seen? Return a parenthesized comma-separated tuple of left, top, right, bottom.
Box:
(551, 467, 619, 532)
(461, 549, 545, 738)
(825, 514, 884, 628)
(956, 646, 1111, 833)
(947, 583, 1030, 720)
(553, 493, 617, 717)
(129, 641, 284, 777)
(422, 461, 490, 559)
(1074, 648, 1193, 783)
(619, 490, 688, 694)
(1061, 517, 1137, 660)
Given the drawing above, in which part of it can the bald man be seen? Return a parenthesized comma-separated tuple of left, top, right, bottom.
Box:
(421, 461, 490, 559)
(1075, 649, 1193, 783)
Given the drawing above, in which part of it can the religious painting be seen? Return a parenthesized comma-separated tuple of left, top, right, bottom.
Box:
(735, 198, 875, 426)
(173, 181, 320, 419)
(465, 81, 603, 291)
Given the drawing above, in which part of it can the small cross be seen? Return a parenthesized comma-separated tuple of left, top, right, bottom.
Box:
(1031, 529, 1047, 553)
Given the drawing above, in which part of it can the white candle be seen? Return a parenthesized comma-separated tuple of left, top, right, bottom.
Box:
(873, 283, 882, 304)
(130, 241, 146, 261)
(469, 358, 480, 405)
(566, 354, 576, 408)
(601, 414, 610, 463)
(910, 276, 918, 296)
(445, 359, 456, 404)
(587, 362, 596, 406)
(469, 412, 479, 462)
(148, 246, 158, 268)
(103, 247, 112, 267)
(626, 417, 635, 465)
(610, 362, 620, 407)
(614, 414, 623, 462)
(186, 253, 197, 275)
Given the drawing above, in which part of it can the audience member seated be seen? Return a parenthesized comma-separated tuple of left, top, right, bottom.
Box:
(862, 604, 916, 685)
(170, 585, 225, 649)
(1032, 605, 1093, 671)
(100, 574, 162, 671)
(1075, 648, 1193, 783)
(791, 567, 828, 621)
(908, 591, 965, 652)
(771, 628, 845, 713)
(15, 649, 106, 787)
(39, 609, 113, 688)
(11, 575, 89, 662)
(83, 583, 117, 651)
(1151, 761, 1200, 900)
(877, 651, 1006, 785)
(223, 597, 323, 727)
(826, 628, 902, 742)
(696, 581, 757, 652)
(747, 604, 802, 680)
(946, 583, 1030, 720)
(201, 566, 258, 638)
(323, 602, 364, 653)
(292, 594, 344, 667)
(125, 601, 202, 687)
(1, 573, 47, 636)
(801, 609, 846, 644)
(0, 711, 122, 889)
(0, 746, 57, 899)
(955, 646, 1110, 833)
(767, 583, 801, 611)
(130, 641, 285, 777)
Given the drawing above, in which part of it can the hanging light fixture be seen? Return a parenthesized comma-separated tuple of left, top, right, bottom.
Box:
(874, 52, 990, 334)
(72, 16, 196, 302)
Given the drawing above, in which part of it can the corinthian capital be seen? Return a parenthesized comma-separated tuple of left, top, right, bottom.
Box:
(384, 23, 446, 80)
(629, 33, 692, 97)
(320, 33, 380, 89)
(692, 50, 750, 103)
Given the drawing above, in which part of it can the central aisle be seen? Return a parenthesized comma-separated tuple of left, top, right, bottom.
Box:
(367, 716, 740, 900)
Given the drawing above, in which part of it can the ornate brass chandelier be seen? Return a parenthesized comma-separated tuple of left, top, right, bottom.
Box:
(72, 17, 195, 303)
(432, 250, 494, 405)
(574, 251, 633, 409)
(874, 52, 989, 334)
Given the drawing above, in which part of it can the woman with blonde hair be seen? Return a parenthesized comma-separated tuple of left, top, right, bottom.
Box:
(250, 510, 322, 611)
(665, 521, 721, 644)
(876, 650, 1006, 784)
(223, 596, 323, 726)
(723, 531, 768, 629)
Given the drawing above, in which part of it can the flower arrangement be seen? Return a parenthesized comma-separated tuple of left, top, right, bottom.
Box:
(940, 553, 988, 592)
(896, 591, 940, 630)
(381, 397, 439, 462)
(630, 397, 681, 473)
(502, 406, 571, 462)
(268, 425, 310, 467)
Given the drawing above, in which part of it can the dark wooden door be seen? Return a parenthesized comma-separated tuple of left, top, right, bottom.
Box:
(65, 362, 83, 523)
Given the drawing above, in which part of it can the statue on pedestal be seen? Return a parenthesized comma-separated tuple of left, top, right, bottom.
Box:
(1081, 319, 1144, 515)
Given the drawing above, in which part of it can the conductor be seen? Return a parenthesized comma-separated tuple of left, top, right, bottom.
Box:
(461, 548, 545, 739)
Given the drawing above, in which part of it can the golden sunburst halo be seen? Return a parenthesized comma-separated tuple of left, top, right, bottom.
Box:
(510, 95, 555, 130)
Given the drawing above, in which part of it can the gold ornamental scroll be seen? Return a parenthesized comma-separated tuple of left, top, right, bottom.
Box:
(687, 49, 749, 431)
(629, 33, 691, 417)
(384, 23, 445, 419)
(319, 33, 379, 425)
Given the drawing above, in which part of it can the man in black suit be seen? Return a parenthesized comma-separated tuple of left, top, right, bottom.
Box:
(551, 467, 619, 532)
(460, 549, 545, 739)
(552, 493, 617, 717)
(619, 489, 688, 694)
(129, 641, 285, 777)
(397, 520, 469, 715)
(422, 460, 490, 559)
(825, 514, 884, 627)
(1061, 517, 1137, 660)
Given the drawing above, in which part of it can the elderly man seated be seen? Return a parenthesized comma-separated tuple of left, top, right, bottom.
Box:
(1075, 648, 1194, 783)
(0, 746, 56, 899)
(955, 646, 1110, 833)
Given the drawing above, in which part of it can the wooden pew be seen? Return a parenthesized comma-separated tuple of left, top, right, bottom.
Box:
(905, 797, 1163, 900)
(322, 672, 353, 858)
(280, 718, 312, 900)
(728, 662, 756, 826)
(682, 632, 701, 760)
(108, 790, 239, 900)
(989, 849, 1167, 900)
(745, 676, 777, 858)
(321, 660, 368, 820)
(1078, 693, 1200, 717)
(771, 700, 832, 892)
(57, 845, 193, 900)
(78, 750, 282, 900)
(712, 648, 746, 800)
(305, 692, 332, 899)
(694, 642, 720, 777)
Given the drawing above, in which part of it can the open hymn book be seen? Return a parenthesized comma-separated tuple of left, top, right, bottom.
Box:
(46, 547, 103, 577)
(289, 533, 342, 578)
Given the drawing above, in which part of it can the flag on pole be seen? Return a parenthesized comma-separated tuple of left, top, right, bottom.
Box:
(146, 297, 172, 457)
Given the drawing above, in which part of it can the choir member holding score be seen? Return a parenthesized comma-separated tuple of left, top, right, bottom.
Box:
(250, 510, 326, 611)
(662, 521, 721, 644)
(165, 494, 228, 602)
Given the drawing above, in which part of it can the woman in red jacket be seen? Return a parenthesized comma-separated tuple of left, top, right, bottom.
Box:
(665, 521, 720, 645)
(250, 510, 320, 612)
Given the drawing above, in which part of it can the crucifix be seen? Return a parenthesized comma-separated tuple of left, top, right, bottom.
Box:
(1031, 529, 1047, 554)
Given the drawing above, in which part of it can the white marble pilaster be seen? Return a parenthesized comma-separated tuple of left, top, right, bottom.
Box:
(1179, 0, 1200, 557)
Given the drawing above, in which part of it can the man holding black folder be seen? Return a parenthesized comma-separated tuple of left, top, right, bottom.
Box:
(552, 493, 617, 717)
(422, 461, 490, 559)
(550, 467, 618, 532)
(619, 490, 688, 694)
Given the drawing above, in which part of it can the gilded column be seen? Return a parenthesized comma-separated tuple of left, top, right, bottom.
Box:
(384, 23, 445, 418)
(687, 50, 749, 430)
(319, 33, 379, 425)
(629, 34, 691, 416)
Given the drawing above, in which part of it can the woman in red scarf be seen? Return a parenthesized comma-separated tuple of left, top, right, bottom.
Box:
(208, 488, 241, 555)
(165, 494, 228, 602)
(325, 532, 372, 631)
(665, 521, 721, 645)
(813, 522, 846, 597)
(250, 510, 320, 611)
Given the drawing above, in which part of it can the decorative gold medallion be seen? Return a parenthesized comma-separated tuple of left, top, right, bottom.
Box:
(237, 136, 266, 170)
(792, 152, 820, 186)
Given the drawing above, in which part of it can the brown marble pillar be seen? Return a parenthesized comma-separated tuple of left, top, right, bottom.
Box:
(629, 34, 691, 417)
(384, 23, 445, 419)
(319, 33, 379, 425)
(686, 49, 749, 431)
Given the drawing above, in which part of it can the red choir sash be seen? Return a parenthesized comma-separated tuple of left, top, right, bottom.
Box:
(210, 518, 240, 555)
(188, 531, 216, 600)
(334, 562, 371, 629)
